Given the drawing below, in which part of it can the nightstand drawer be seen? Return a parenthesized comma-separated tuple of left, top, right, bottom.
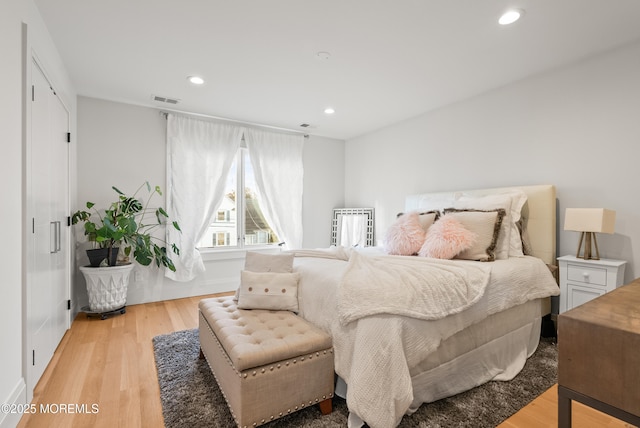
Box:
(566, 264, 607, 286)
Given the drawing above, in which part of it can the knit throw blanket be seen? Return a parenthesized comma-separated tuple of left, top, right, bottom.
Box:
(337, 252, 491, 325)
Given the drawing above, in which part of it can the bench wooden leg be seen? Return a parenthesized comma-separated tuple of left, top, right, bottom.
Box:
(318, 398, 332, 415)
(199, 347, 205, 360)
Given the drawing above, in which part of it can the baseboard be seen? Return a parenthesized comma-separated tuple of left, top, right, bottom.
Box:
(125, 275, 237, 306)
(0, 378, 26, 428)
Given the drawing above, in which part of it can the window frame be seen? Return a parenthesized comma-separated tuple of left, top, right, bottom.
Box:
(197, 147, 279, 256)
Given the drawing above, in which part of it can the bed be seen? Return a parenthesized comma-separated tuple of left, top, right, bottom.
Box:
(291, 185, 560, 428)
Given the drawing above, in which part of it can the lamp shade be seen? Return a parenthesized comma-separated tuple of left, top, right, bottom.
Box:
(564, 208, 616, 234)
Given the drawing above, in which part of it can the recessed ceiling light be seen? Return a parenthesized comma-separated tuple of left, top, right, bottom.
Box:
(499, 9, 524, 25)
(188, 76, 204, 85)
(316, 51, 331, 60)
(324, 107, 335, 115)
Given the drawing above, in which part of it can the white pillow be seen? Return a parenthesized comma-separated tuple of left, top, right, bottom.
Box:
(244, 251, 294, 272)
(237, 271, 300, 312)
(407, 192, 460, 215)
(505, 191, 528, 256)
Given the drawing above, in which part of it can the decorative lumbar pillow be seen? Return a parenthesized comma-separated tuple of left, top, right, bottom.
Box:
(383, 211, 427, 256)
(418, 215, 477, 259)
(443, 209, 505, 261)
(234, 251, 295, 302)
(244, 251, 294, 272)
(237, 270, 300, 312)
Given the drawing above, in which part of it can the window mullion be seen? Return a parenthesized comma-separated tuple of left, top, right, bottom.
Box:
(237, 149, 245, 248)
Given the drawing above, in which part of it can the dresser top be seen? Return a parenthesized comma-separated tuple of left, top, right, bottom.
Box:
(559, 279, 640, 335)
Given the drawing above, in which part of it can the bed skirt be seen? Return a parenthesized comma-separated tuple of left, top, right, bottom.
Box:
(339, 298, 544, 428)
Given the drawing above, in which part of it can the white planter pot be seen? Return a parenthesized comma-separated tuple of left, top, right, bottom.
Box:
(80, 264, 134, 312)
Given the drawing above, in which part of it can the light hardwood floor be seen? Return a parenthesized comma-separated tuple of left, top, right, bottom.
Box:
(18, 294, 633, 428)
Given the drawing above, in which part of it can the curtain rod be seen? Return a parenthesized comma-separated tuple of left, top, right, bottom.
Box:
(158, 107, 309, 138)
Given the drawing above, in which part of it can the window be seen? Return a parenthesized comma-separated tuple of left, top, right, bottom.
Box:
(217, 210, 230, 222)
(215, 232, 230, 246)
(165, 114, 304, 281)
(197, 148, 279, 249)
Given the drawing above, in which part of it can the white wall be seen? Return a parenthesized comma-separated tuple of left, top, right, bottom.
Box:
(345, 40, 640, 284)
(302, 134, 346, 247)
(1, 0, 76, 426)
(75, 97, 345, 308)
(0, 4, 26, 427)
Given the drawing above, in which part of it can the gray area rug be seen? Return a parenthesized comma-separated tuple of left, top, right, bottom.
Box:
(153, 329, 557, 428)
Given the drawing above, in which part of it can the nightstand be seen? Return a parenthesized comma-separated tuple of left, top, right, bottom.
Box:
(557, 255, 626, 313)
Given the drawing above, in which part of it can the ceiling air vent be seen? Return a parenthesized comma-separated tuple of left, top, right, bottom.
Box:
(151, 94, 180, 104)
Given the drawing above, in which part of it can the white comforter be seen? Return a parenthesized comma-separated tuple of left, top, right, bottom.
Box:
(293, 248, 559, 428)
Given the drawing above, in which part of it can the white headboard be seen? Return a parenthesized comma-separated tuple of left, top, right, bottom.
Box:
(405, 185, 556, 265)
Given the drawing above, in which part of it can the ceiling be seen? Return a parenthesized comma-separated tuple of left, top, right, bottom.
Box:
(35, 0, 640, 140)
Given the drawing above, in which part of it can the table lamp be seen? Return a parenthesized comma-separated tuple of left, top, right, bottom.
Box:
(564, 208, 616, 260)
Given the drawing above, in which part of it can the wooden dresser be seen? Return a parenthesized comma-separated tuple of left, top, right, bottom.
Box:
(557, 278, 640, 427)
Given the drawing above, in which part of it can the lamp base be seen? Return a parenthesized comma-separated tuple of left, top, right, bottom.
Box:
(576, 232, 600, 260)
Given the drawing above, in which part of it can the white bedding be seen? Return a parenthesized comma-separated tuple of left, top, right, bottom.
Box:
(293, 248, 559, 428)
(338, 252, 490, 323)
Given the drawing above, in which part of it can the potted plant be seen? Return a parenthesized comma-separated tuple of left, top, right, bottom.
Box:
(72, 182, 181, 315)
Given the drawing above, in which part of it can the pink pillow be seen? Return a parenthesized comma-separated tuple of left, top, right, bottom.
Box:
(418, 215, 477, 259)
(383, 211, 426, 255)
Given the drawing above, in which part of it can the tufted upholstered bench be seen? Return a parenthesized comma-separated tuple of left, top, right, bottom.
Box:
(198, 296, 335, 428)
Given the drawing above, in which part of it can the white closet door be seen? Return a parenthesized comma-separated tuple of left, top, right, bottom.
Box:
(26, 61, 70, 399)
(50, 85, 70, 347)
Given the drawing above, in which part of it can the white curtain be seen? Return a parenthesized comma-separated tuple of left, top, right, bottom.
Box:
(165, 114, 243, 281)
(244, 128, 304, 250)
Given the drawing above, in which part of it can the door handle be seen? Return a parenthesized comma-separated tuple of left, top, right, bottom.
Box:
(50, 221, 61, 253)
(56, 220, 61, 252)
(50, 221, 57, 253)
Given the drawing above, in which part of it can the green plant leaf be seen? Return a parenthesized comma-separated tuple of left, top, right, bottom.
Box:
(84, 222, 96, 234)
(75, 182, 180, 271)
